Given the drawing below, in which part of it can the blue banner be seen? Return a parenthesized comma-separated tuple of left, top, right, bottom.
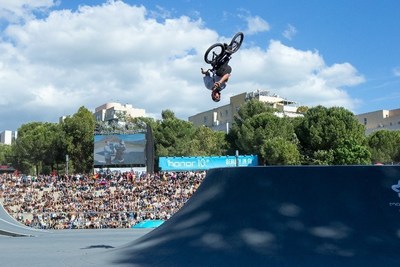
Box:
(159, 155, 258, 171)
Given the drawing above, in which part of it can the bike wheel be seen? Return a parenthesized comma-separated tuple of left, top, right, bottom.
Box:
(228, 32, 244, 53)
(204, 43, 225, 65)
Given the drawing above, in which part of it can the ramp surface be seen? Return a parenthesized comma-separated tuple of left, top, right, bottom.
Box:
(0, 202, 47, 237)
(91, 165, 400, 267)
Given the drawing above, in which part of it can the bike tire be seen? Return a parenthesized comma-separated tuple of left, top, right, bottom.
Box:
(228, 32, 244, 54)
(204, 43, 225, 65)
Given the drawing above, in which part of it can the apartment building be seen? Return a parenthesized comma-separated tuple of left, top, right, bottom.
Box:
(93, 102, 146, 122)
(0, 130, 17, 145)
(355, 108, 400, 135)
(189, 90, 301, 132)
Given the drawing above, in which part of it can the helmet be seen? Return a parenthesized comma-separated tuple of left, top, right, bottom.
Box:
(211, 90, 221, 102)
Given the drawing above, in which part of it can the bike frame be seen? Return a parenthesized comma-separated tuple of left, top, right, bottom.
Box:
(204, 32, 244, 72)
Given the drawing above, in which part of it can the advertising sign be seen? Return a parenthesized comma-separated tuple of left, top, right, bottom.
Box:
(159, 155, 258, 171)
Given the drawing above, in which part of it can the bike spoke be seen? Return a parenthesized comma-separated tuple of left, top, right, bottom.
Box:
(204, 44, 224, 64)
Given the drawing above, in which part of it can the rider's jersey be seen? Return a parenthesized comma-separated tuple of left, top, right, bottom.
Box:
(203, 73, 227, 91)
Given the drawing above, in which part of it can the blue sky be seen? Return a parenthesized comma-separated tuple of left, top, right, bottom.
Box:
(0, 0, 399, 131)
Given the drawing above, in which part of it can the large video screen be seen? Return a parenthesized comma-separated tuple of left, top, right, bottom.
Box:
(94, 134, 146, 166)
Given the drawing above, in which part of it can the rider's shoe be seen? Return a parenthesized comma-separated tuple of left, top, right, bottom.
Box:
(201, 68, 210, 76)
(225, 46, 234, 54)
(224, 43, 234, 54)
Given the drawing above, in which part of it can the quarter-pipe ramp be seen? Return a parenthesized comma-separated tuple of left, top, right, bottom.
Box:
(90, 165, 400, 266)
(0, 202, 47, 237)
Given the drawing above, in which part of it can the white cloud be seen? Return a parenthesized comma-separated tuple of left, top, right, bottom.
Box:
(230, 40, 363, 110)
(238, 13, 270, 35)
(246, 15, 270, 35)
(0, 0, 56, 23)
(0, 1, 364, 130)
(319, 63, 365, 87)
(282, 24, 297, 40)
(233, 41, 325, 87)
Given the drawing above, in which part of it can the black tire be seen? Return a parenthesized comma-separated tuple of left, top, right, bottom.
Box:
(204, 43, 225, 65)
(228, 32, 244, 53)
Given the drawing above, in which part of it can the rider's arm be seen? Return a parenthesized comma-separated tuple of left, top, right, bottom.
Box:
(215, 73, 230, 86)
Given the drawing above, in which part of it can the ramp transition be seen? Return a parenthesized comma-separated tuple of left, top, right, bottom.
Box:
(0, 202, 47, 237)
(92, 165, 400, 267)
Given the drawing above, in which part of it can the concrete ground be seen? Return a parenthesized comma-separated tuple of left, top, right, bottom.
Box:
(0, 228, 152, 267)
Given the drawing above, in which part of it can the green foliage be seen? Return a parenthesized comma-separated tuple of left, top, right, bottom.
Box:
(41, 123, 67, 174)
(0, 144, 12, 165)
(297, 106, 309, 114)
(9, 100, 400, 172)
(334, 138, 371, 165)
(228, 100, 300, 164)
(312, 150, 335, 165)
(367, 130, 400, 163)
(161, 109, 176, 120)
(62, 106, 95, 173)
(10, 107, 94, 175)
(295, 106, 370, 165)
(154, 113, 195, 156)
(261, 137, 301, 165)
(13, 122, 62, 175)
(191, 126, 228, 155)
(9, 106, 227, 174)
(154, 111, 226, 157)
(131, 116, 158, 132)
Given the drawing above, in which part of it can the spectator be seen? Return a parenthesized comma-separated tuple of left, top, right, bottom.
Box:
(0, 171, 206, 229)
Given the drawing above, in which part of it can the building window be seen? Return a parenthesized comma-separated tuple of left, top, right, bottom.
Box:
(203, 116, 207, 124)
(363, 118, 367, 125)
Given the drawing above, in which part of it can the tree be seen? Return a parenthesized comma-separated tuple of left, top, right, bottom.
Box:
(154, 110, 197, 157)
(62, 106, 95, 173)
(161, 110, 176, 120)
(367, 130, 400, 163)
(131, 116, 158, 133)
(261, 137, 301, 165)
(228, 100, 300, 164)
(13, 122, 60, 175)
(191, 126, 228, 156)
(154, 110, 228, 157)
(295, 106, 370, 165)
(334, 138, 371, 165)
(0, 144, 12, 165)
(297, 106, 309, 114)
(43, 123, 68, 174)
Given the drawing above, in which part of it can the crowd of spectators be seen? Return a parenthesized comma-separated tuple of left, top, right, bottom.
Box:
(0, 170, 206, 229)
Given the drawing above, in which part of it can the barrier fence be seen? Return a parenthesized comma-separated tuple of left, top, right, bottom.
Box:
(8, 210, 170, 230)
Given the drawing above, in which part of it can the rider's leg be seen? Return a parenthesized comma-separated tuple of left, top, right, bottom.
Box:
(201, 68, 210, 75)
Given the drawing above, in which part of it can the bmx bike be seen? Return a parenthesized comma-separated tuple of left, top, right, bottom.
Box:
(204, 32, 244, 71)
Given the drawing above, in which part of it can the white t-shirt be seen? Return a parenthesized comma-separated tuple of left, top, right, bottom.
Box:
(203, 73, 227, 91)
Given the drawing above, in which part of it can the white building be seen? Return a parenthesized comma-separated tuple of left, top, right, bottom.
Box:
(355, 108, 400, 135)
(189, 90, 302, 133)
(0, 130, 17, 145)
(93, 102, 146, 123)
